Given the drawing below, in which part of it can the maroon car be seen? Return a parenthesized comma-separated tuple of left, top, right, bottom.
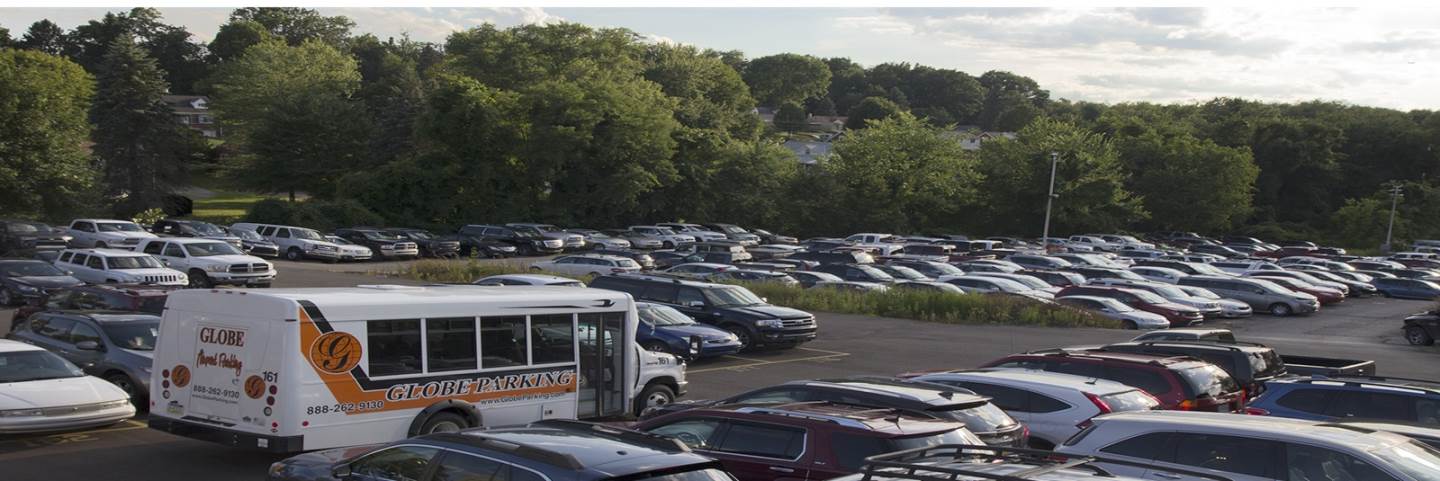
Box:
(978, 350, 1247, 413)
(10, 284, 176, 327)
(1055, 285, 1203, 327)
(633, 402, 982, 481)
(1251, 276, 1345, 305)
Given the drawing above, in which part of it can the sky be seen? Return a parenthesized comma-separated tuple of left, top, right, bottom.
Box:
(2, 6, 1438, 110)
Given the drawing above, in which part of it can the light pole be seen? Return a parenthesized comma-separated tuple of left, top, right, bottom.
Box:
(1384, 183, 1403, 253)
(1041, 151, 1059, 251)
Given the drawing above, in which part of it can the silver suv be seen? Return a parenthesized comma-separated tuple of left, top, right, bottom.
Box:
(1178, 275, 1319, 317)
(1058, 411, 1440, 481)
(830, 444, 1231, 481)
(230, 223, 342, 262)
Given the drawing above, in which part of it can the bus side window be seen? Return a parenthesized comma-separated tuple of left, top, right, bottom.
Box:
(426, 318, 477, 372)
(367, 319, 422, 376)
(530, 314, 575, 365)
(481, 316, 527, 368)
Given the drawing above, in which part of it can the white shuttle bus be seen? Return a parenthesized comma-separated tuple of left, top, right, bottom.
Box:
(148, 284, 687, 452)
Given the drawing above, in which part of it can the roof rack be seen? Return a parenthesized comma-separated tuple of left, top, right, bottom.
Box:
(734, 405, 880, 429)
(858, 444, 1233, 481)
(1295, 375, 1440, 391)
(535, 419, 691, 453)
(448, 420, 689, 469)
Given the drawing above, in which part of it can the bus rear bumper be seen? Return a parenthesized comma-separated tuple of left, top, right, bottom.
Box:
(149, 417, 304, 453)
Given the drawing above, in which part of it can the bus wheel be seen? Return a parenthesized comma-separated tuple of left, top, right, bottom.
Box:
(634, 383, 675, 416)
(420, 412, 469, 434)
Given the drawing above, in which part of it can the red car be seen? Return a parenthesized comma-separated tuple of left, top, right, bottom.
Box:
(632, 401, 982, 481)
(1251, 276, 1345, 304)
(10, 284, 176, 327)
(1055, 285, 1203, 327)
(978, 350, 1246, 413)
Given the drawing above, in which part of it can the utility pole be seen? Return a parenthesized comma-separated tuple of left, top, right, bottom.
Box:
(1042, 151, 1059, 252)
(1384, 183, 1403, 253)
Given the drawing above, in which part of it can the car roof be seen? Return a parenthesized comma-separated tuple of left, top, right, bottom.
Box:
(561, 254, 633, 262)
(430, 420, 713, 476)
(918, 369, 1138, 395)
(478, 274, 582, 284)
(689, 402, 966, 436)
(62, 248, 147, 257)
(1268, 375, 1440, 395)
(0, 338, 45, 353)
(1016, 349, 1202, 367)
(784, 377, 990, 406)
(69, 312, 161, 323)
(146, 237, 230, 244)
(1094, 411, 1412, 450)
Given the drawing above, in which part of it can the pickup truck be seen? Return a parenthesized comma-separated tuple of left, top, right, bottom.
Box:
(1281, 354, 1376, 377)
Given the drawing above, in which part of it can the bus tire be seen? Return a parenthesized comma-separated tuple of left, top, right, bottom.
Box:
(418, 412, 469, 434)
(409, 401, 481, 436)
(633, 383, 675, 417)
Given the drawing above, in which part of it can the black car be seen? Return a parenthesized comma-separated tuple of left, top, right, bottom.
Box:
(589, 274, 817, 350)
(750, 228, 797, 245)
(231, 229, 281, 258)
(1188, 244, 1246, 259)
(639, 376, 1028, 447)
(268, 420, 727, 481)
(1020, 269, 1087, 287)
(384, 228, 462, 258)
(812, 263, 897, 283)
(456, 224, 556, 257)
(883, 259, 965, 278)
(1405, 309, 1440, 346)
(0, 260, 84, 306)
(649, 250, 703, 269)
(592, 248, 657, 270)
(1090, 340, 1287, 397)
(333, 227, 421, 260)
(766, 257, 821, 270)
(151, 219, 243, 248)
(0, 220, 70, 256)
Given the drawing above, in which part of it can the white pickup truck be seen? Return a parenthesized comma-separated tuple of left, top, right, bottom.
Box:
(844, 233, 906, 256)
(66, 219, 158, 251)
(138, 238, 275, 288)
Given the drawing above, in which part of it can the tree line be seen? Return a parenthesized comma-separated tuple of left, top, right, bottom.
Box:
(2, 8, 1438, 247)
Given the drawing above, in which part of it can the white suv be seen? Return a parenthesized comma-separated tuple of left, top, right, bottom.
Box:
(656, 223, 728, 242)
(231, 223, 342, 262)
(1058, 411, 1440, 481)
(1069, 235, 1118, 252)
(66, 219, 157, 250)
(627, 226, 696, 249)
(530, 254, 642, 277)
(138, 238, 274, 288)
(911, 369, 1159, 449)
(53, 248, 186, 285)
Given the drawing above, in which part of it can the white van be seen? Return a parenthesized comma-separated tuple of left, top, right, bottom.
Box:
(148, 285, 688, 452)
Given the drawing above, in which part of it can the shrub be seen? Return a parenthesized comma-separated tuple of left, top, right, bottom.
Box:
(242, 198, 382, 232)
(244, 198, 294, 224)
(130, 207, 168, 227)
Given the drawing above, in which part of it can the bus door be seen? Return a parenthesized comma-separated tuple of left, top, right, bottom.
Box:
(577, 312, 626, 418)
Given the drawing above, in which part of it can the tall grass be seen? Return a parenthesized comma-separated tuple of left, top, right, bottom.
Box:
(390, 260, 1117, 329)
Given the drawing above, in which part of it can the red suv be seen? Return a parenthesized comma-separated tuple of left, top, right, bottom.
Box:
(1055, 285, 1202, 327)
(977, 350, 1246, 412)
(10, 284, 176, 327)
(632, 402, 982, 481)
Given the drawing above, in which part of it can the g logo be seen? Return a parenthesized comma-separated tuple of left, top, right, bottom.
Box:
(244, 375, 266, 399)
(309, 331, 362, 374)
(171, 365, 191, 388)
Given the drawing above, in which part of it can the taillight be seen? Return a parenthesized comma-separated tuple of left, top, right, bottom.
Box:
(1178, 399, 1195, 411)
(1084, 392, 1112, 414)
(610, 268, 625, 273)
(1244, 407, 1270, 416)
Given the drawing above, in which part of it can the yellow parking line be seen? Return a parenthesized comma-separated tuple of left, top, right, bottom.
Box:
(689, 350, 850, 374)
(0, 419, 148, 447)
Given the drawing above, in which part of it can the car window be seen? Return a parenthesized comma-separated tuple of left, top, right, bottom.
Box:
(70, 322, 102, 346)
(1324, 391, 1417, 422)
(640, 284, 679, 304)
(676, 288, 705, 306)
(36, 316, 77, 342)
(86, 256, 105, 270)
(275, 228, 291, 239)
(142, 242, 164, 255)
(1286, 443, 1398, 481)
(716, 421, 805, 459)
(1100, 432, 1171, 460)
(162, 243, 185, 258)
(1167, 433, 1281, 478)
(1030, 393, 1072, 413)
(1106, 367, 1173, 396)
(948, 381, 1029, 412)
(1277, 389, 1331, 414)
(349, 446, 441, 481)
(431, 453, 509, 481)
(646, 418, 725, 449)
(831, 433, 893, 471)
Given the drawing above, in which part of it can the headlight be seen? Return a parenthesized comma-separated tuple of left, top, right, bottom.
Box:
(61, 235, 74, 242)
(14, 284, 39, 293)
(206, 264, 228, 272)
(316, 245, 336, 251)
(754, 319, 784, 328)
(499, 246, 517, 251)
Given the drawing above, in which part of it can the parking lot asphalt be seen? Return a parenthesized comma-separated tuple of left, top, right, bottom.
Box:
(1, 261, 1437, 481)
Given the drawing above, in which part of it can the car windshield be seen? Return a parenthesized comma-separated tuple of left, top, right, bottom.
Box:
(880, 265, 928, 280)
(629, 468, 735, 481)
(1180, 286, 1221, 299)
(721, 225, 746, 234)
(657, 228, 678, 235)
(8, 222, 43, 233)
(96, 222, 143, 232)
(327, 236, 354, 245)
(1096, 298, 1136, 312)
(704, 286, 766, 307)
(293, 229, 323, 241)
(184, 242, 244, 256)
(1126, 289, 1169, 304)
(361, 231, 400, 240)
(1100, 389, 1160, 412)
(1176, 364, 1240, 398)
(855, 265, 896, 281)
(404, 231, 433, 240)
(1006, 276, 1051, 290)
(0, 349, 86, 382)
(1149, 285, 1190, 298)
(107, 256, 162, 269)
(640, 305, 696, 326)
(102, 321, 159, 351)
(533, 225, 560, 232)
(235, 229, 264, 241)
(1, 262, 67, 277)
(1369, 441, 1440, 481)
(982, 278, 1030, 293)
(943, 402, 1019, 433)
(187, 222, 227, 236)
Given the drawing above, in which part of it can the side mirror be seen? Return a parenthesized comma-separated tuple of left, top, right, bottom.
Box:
(76, 340, 102, 351)
(686, 300, 705, 308)
(761, 297, 768, 303)
(331, 464, 352, 479)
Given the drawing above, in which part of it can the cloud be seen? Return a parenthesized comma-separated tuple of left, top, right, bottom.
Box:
(1345, 35, 1439, 53)
(1123, 7, 1206, 27)
(1077, 73, 1316, 99)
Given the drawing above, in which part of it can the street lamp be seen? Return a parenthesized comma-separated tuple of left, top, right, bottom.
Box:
(1383, 183, 1403, 253)
(1041, 151, 1059, 251)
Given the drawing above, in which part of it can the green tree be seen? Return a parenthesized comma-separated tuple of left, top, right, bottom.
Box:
(978, 70, 1048, 130)
(977, 118, 1146, 235)
(824, 57, 868, 115)
(0, 26, 12, 48)
(1248, 118, 1344, 224)
(62, 8, 210, 93)
(91, 36, 202, 215)
(208, 20, 272, 63)
(0, 49, 98, 220)
(19, 20, 68, 55)
(209, 39, 370, 200)
(844, 96, 902, 129)
(1329, 198, 1394, 249)
(774, 101, 808, 132)
(742, 53, 831, 107)
(351, 35, 424, 165)
(1114, 128, 1259, 232)
(228, 7, 354, 47)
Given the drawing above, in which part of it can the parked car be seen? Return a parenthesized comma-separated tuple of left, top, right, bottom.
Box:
(869, 263, 932, 281)
(1172, 285, 1254, 318)
(636, 302, 742, 359)
(0, 220, 70, 256)
(629, 226, 697, 249)
(9, 285, 174, 328)
(945, 276, 1052, 301)
(606, 228, 666, 249)
(1132, 259, 1230, 277)
(1063, 266, 1147, 282)
(532, 254, 643, 277)
(749, 228, 797, 245)
(0, 339, 136, 433)
(589, 275, 817, 350)
(661, 263, 735, 280)
(1287, 267, 1378, 296)
(52, 249, 186, 286)
(1020, 269, 1088, 287)
(332, 227, 420, 260)
(507, 223, 586, 251)
(787, 250, 874, 265)
(911, 369, 1160, 449)
(641, 377, 1026, 447)
(1249, 275, 1345, 304)
(1055, 285, 1204, 326)
(137, 238, 274, 288)
(231, 223, 344, 262)
(649, 250, 705, 269)
(1188, 243, 1246, 259)
(702, 223, 762, 246)
(1373, 277, 1440, 300)
(1087, 279, 1223, 318)
(708, 269, 799, 286)
(590, 248, 657, 270)
(656, 223, 729, 243)
(1055, 295, 1170, 330)
(321, 235, 374, 261)
(842, 233, 906, 256)
(1096, 234, 1155, 251)
(1068, 235, 1118, 252)
(150, 219, 242, 248)
(456, 224, 559, 256)
(1246, 374, 1440, 426)
(1177, 275, 1320, 316)
(1128, 265, 1187, 284)
(7, 311, 157, 403)
(1057, 411, 1440, 481)
(980, 350, 1246, 412)
(566, 228, 632, 249)
(812, 263, 898, 284)
(683, 242, 752, 262)
(472, 274, 584, 287)
(788, 270, 843, 288)
(1131, 327, 1237, 343)
(812, 280, 890, 293)
(266, 419, 731, 481)
(383, 227, 462, 258)
(230, 228, 280, 258)
(1092, 340, 1286, 398)
(0, 260, 83, 306)
(956, 260, 1023, 274)
(66, 219, 156, 250)
(1007, 254, 1073, 270)
(892, 280, 965, 293)
(969, 272, 1062, 296)
(1245, 269, 1351, 295)
(1351, 259, 1409, 271)
(635, 402, 982, 481)
(745, 244, 801, 260)
(1404, 309, 1440, 346)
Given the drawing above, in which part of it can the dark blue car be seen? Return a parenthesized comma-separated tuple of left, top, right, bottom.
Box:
(1246, 376, 1440, 427)
(637, 302, 741, 359)
(1373, 277, 1440, 300)
(0, 260, 84, 306)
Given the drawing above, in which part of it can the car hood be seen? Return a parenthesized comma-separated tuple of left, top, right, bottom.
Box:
(98, 232, 157, 240)
(114, 267, 185, 276)
(724, 304, 812, 320)
(655, 323, 734, 340)
(0, 375, 129, 409)
(11, 275, 84, 288)
(190, 254, 266, 265)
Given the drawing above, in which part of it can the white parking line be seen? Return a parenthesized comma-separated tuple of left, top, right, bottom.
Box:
(689, 347, 850, 374)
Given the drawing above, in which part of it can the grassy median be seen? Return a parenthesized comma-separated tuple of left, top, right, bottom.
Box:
(392, 260, 1117, 329)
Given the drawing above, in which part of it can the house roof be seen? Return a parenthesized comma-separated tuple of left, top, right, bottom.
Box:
(161, 94, 210, 114)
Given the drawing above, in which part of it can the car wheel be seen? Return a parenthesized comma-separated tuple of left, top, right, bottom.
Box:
(643, 340, 672, 354)
(530, 266, 543, 272)
(1381, 290, 1393, 298)
(1406, 326, 1435, 346)
(188, 269, 212, 289)
(633, 383, 675, 417)
(663, 241, 675, 249)
(0, 288, 14, 307)
(419, 412, 469, 434)
(105, 373, 142, 404)
(724, 324, 754, 350)
(1269, 303, 1293, 317)
(1121, 320, 1138, 330)
(285, 247, 303, 261)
